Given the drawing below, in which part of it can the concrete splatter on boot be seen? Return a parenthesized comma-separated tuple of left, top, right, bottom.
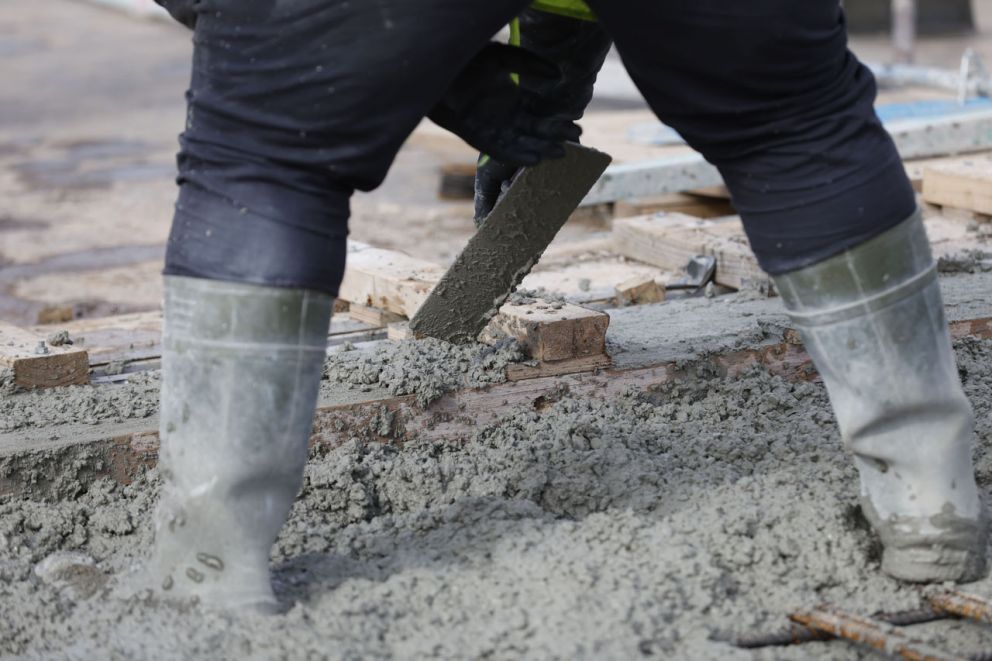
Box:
(774, 210, 987, 583)
(151, 276, 331, 611)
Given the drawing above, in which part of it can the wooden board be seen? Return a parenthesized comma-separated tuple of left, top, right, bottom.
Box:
(481, 300, 609, 362)
(410, 144, 612, 344)
(30, 310, 380, 367)
(32, 311, 163, 366)
(505, 353, 611, 381)
(0, 322, 89, 389)
(921, 155, 992, 218)
(348, 303, 406, 327)
(613, 192, 734, 219)
(523, 258, 672, 305)
(338, 241, 445, 318)
(612, 213, 769, 290)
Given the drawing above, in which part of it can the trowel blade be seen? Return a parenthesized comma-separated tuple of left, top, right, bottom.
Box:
(667, 255, 717, 290)
(410, 143, 612, 344)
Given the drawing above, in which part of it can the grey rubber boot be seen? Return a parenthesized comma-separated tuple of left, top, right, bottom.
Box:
(774, 210, 987, 583)
(151, 276, 331, 611)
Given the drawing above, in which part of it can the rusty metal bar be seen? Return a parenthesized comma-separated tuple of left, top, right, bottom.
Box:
(789, 606, 967, 661)
(735, 607, 944, 649)
(733, 623, 832, 648)
(930, 591, 992, 626)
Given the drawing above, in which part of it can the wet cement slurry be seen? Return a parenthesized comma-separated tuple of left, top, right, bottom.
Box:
(3, 275, 992, 659)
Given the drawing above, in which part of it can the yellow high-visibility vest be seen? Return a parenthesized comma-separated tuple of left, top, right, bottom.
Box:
(529, 0, 596, 21)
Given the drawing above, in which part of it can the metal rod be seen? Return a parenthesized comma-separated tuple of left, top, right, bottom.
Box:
(735, 607, 945, 649)
(789, 606, 967, 661)
(930, 590, 992, 625)
(733, 624, 831, 648)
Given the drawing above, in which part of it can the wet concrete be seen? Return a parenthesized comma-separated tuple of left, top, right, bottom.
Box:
(2, 335, 992, 659)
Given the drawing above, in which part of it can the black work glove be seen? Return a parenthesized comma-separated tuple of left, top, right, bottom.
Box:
(473, 155, 521, 227)
(472, 10, 612, 224)
(154, 0, 197, 28)
(429, 43, 582, 169)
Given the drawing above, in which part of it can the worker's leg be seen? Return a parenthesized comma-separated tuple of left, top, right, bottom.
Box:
(588, 0, 985, 581)
(153, 0, 527, 610)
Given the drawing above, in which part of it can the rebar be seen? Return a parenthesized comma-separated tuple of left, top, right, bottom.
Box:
(931, 590, 992, 626)
(734, 607, 944, 648)
(789, 606, 967, 661)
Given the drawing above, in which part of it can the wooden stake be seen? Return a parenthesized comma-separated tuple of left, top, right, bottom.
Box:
(338, 241, 445, 318)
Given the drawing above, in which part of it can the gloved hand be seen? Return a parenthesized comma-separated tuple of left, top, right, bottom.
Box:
(472, 9, 612, 223)
(429, 43, 582, 168)
(473, 155, 520, 227)
(154, 0, 197, 28)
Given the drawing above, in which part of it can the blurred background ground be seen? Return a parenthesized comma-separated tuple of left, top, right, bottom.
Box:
(2, 0, 992, 326)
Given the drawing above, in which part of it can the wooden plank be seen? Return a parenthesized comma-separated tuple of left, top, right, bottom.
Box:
(612, 213, 769, 290)
(523, 257, 673, 305)
(613, 192, 734, 219)
(526, 234, 671, 304)
(32, 311, 163, 366)
(481, 300, 609, 362)
(348, 303, 406, 327)
(614, 275, 664, 306)
(338, 241, 445, 318)
(0, 322, 89, 389)
(902, 152, 992, 193)
(505, 353, 611, 381)
(922, 155, 992, 218)
(30, 311, 379, 367)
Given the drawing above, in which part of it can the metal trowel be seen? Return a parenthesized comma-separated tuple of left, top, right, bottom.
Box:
(410, 143, 612, 344)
